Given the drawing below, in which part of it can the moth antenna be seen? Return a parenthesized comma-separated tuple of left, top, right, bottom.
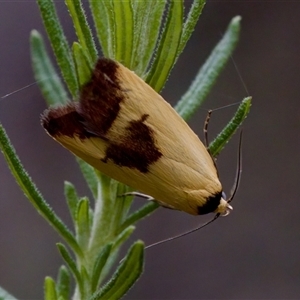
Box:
(207, 101, 244, 112)
(145, 213, 220, 249)
(1, 82, 38, 99)
(230, 56, 250, 96)
(227, 129, 243, 203)
(1, 76, 53, 100)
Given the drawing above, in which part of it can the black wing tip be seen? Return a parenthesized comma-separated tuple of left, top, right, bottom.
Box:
(197, 191, 223, 215)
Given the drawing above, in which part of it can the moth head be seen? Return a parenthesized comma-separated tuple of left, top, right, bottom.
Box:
(215, 192, 233, 216)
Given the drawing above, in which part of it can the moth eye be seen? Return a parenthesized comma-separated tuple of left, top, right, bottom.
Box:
(222, 191, 227, 199)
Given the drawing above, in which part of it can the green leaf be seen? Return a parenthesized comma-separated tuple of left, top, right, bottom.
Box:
(90, 241, 144, 300)
(131, 0, 166, 77)
(72, 42, 93, 87)
(107, 180, 133, 230)
(95, 227, 135, 288)
(64, 181, 80, 222)
(175, 16, 242, 121)
(120, 201, 159, 232)
(0, 287, 18, 300)
(113, 0, 134, 67)
(30, 30, 68, 106)
(76, 158, 98, 199)
(87, 171, 115, 257)
(56, 243, 85, 299)
(115, 182, 134, 223)
(113, 226, 135, 251)
(89, 0, 115, 58)
(44, 277, 57, 300)
(146, 0, 183, 92)
(0, 123, 82, 256)
(56, 265, 71, 300)
(36, 0, 79, 96)
(177, 0, 205, 58)
(91, 243, 113, 292)
(76, 197, 91, 249)
(209, 97, 252, 157)
(65, 0, 98, 63)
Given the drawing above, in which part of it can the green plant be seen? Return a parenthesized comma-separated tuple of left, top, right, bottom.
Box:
(0, 1, 251, 299)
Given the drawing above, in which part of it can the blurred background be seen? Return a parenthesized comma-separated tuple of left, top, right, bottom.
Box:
(1, 1, 300, 299)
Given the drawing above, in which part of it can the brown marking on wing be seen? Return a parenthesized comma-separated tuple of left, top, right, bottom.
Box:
(79, 58, 124, 136)
(102, 114, 162, 173)
(42, 58, 126, 140)
(41, 103, 94, 139)
(42, 59, 162, 173)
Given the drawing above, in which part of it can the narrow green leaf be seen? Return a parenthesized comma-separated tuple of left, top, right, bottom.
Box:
(115, 182, 134, 223)
(177, 0, 205, 58)
(90, 241, 144, 300)
(76, 158, 98, 199)
(56, 243, 85, 299)
(146, 0, 183, 92)
(120, 201, 159, 232)
(131, 1, 166, 76)
(96, 226, 136, 289)
(91, 243, 113, 292)
(65, 0, 98, 63)
(72, 42, 93, 87)
(76, 197, 91, 249)
(175, 16, 242, 121)
(209, 97, 252, 157)
(64, 181, 79, 222)
(30, 30, 68, 106)
(89, 0, 115, 58)
(36, 0, 79, 96)
(44, 277, 57, 300)
(0, 287, 18, 300)
(108, 180, 133, 230)
(113, 226, 135, 250)
(88, 171, 113, 251)
(114, 0, 134, 66)
(0, 123, 82, 256)
(56, 265, 71, 300)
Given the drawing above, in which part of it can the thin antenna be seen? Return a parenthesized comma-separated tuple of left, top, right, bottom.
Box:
(145, 213, 220, 249)
(228, 129, 243, 203)
(1, 76, 52, 100)
(217, 29, 249, 97)
(230, 56, 250, 96)
(1, 82, 38, 99)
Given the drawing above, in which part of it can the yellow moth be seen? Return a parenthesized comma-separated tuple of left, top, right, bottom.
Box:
(41, 58, 234, 217)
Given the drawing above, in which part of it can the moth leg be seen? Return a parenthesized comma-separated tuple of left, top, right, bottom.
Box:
(203, 109, 219, 169)
(203, 109, 212, 149)
(121, 192, 176, 210)
(120, 192, 154, 201)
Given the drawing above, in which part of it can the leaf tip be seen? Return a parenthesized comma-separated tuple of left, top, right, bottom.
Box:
(232, 15, 242, 25)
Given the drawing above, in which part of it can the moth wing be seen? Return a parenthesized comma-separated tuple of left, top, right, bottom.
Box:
(42, 59, 222, 215)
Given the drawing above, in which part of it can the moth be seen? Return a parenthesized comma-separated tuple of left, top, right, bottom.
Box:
(42, 58, 236, 217)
